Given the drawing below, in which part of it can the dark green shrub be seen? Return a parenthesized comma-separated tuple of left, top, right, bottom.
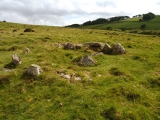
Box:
(140, 24, 146, 29)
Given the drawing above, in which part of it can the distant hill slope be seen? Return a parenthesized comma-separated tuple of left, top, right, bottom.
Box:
(81, 15, 160, 30)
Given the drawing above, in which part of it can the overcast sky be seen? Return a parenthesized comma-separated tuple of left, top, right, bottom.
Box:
(0, 0, 160, 26)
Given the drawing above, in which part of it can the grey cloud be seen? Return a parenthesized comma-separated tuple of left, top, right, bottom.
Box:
(96, 0, 116, 7)
(0, 0, 148, 26)
(0, 0, 70, 25)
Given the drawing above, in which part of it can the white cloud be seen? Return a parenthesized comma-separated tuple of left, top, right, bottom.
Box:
(0, 0, 160, 26)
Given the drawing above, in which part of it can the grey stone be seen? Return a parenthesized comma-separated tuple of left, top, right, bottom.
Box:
(25, 48, 30, 54)
(12, 54, 21, 65)
(64, 43, 75, 50)
(102, 43, 111, 54)
(84, 42, 103, 52)
(73, 76, 81, 81)
(63, 74, 71, 79)
(78, 55, 95, 66)
(75, 44, 83, 49)
(111, 43, 125, 55)
(2, 68, 12, 72)
(27, 64, 43, 76)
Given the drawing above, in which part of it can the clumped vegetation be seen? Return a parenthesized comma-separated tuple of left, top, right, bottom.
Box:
(69, 15, 160, 35)
(142, 12, 156, 21)
(0, 21, 160, 119)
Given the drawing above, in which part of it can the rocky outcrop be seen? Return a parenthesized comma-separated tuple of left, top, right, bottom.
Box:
(27, 64, 43, 76)
(12, 54, 21, 65)
(57, 71, 82, 81)
(78, 55, 95, 66)
(110, 43, 125, 55)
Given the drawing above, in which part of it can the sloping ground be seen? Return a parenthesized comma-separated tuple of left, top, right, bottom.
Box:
(82, 15, 160, 30)
(0, 22, 160, 119)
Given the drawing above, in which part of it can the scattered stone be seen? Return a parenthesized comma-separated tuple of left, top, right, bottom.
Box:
(98, 74, 102, 77)
(12, 54, 21, 65)
(102, 43, 111, 54)
(25, 48, 30, 54)
(27, 64, 43, 76)
(88, 78, 92, 82)
(64, 43, 75, 50)
(57, 71, 82, 81)
(73, 76, 82, 81)
(111, 43, 125, 55)
(63, 43, 82, 50)
(24, 28, 35, 32)
(78, 55, 95, 66)
(59, 72, 65, 77)
(51, 43, 63, 48)
(85, 42, 103, 52)
(75, 44, 83, 49)
(2, 68, 12, 72)
(59, 103, 63, 107)
(63, 74, 71, 79)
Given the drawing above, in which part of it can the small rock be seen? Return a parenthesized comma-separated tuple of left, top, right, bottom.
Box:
(98, 74, 102, 77)
(63, 74, 71, 79)
(27, 64, 43, 76)
(60, 72, 65, 77)
(2, 68, 12, 72)
(74, 76, 81, 81)
(64, 43, 75, 50)
(51, 43, 63, 48)
(78, 55, 95, 66)
(12, 54, 21, 65)
(59, 103, 63, 107)
(25, 48, 30, 54)
(88, 78, 92, 82)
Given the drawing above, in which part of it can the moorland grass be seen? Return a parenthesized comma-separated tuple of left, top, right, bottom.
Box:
(0, 22, 160, 119)
(82, 15, 160, 31)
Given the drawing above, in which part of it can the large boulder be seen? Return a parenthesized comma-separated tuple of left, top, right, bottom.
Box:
(101, 43, 111, 54)
(27, 64, 43, 76)
(84, 42, 103, 52)
(12, 54, 21, 65)
(78, 55, 95, 66)
(111, 43, 125, 55)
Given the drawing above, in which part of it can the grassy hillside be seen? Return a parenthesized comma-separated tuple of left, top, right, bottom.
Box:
(82, 15, 160, 30)
(0, 22, 160, 119)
